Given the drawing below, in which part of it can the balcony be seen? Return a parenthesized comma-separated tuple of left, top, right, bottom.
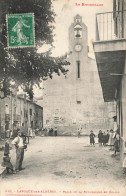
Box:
(93, 10, 126, 102)
(95, 10, 126, 41)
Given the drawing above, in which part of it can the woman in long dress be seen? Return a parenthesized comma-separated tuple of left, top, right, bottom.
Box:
(98, 130, 103, 146)
(108, 129, 115, 150)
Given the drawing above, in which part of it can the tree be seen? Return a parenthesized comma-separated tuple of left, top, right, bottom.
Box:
(0, 0, 69, 99)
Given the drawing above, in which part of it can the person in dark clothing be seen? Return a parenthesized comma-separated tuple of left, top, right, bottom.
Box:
(20, 123, 27, 142)
(102, 132, 107, 146)
(106, 130, 110, 144)
(2, 156, 14, 174)
(89, 130, 95, 146)
(54, 127, 58, 137)
(4, 140, 10, 156)
(98, 130, 103, 146)
(1, 140, 15, 176)
(12, 125, 18, 139)
(49, 128, 53, 136)
(54, 130, 57, 136)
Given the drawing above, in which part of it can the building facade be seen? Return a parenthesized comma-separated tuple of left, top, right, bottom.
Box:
(93, 0, 126, 166)
(0, 92, 43, 138)
(43, 15, 114, 135)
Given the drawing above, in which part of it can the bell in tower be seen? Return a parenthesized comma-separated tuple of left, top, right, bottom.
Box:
(69, 14, 88, 56)
(74, 15, 82, 38)
(74, 24, 82, 38)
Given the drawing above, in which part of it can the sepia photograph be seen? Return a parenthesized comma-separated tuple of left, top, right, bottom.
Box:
(0, 0, 126, 195)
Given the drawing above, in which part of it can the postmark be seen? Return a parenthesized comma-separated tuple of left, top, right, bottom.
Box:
(6, 13, 35, 48)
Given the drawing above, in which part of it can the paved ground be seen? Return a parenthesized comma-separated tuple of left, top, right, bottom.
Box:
(0, 136, 126, 196)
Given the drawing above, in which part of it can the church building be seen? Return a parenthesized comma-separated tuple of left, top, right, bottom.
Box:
(42, 15, 115, 135)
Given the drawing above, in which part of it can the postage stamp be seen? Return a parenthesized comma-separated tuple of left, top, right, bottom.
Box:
(6, 13, 35, 48)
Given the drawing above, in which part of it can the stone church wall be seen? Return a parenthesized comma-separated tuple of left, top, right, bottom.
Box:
(42, 15, 115, 136)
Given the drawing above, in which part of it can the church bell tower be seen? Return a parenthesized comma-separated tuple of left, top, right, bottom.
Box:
(68, 14, 88, 81)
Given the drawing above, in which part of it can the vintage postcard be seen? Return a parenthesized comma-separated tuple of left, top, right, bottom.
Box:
(0, 0, 126, 196)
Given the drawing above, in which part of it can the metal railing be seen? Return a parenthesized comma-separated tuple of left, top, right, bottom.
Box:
(96, 10, 126, 41)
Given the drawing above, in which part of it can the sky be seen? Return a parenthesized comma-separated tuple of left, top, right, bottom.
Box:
(28, 0, 113, 98)
(38, 0, 113, 57)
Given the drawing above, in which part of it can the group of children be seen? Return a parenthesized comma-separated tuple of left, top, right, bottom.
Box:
(89, 129, 120, 155)
(98, 130, 110, 146)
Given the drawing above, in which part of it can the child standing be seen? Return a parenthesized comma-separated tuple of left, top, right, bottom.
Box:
(102, 132, 107, 146)
(108, 129, 115, 150)
(89, 130, 95, 146)
(98, 130, 103, 147)
(114, 130, 120, 155)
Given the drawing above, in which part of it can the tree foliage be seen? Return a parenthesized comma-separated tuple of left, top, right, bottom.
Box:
(0, 0, 69, 99)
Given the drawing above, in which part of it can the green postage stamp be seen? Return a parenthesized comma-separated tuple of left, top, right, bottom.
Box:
(6, 13, 35, 48)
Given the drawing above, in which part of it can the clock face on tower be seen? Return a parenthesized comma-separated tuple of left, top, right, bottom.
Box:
(74, 44, 82, 52)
